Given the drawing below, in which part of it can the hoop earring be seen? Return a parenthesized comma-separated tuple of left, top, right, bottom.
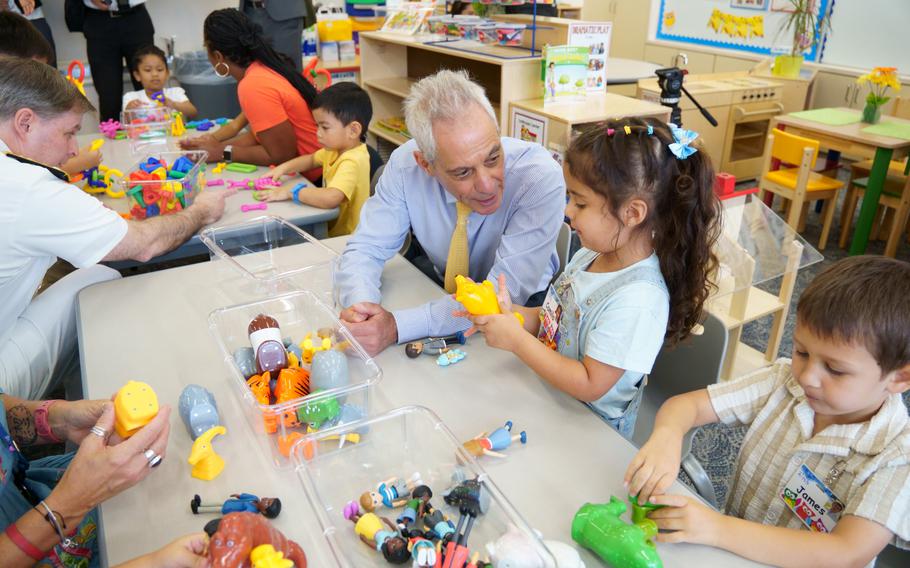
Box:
(214, 61, 230, 78)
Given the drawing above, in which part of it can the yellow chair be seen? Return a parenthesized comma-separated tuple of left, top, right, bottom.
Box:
(758, 128, 845, 249)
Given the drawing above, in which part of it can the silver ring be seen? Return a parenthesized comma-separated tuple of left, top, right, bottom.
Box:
(90, 426, 107, 438)
(143, 449, 162, 468)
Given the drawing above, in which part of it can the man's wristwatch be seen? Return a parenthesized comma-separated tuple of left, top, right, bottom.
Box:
(35, 400, 63, 443)
(223, 145, 233, 162)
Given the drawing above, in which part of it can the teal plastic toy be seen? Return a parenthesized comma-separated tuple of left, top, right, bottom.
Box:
(572, 496, 663, 568)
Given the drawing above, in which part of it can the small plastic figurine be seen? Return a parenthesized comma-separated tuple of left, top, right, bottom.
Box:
(454, 275, 524, 326)
(343, 501, 411, 564)
(188, 425, 227, 481)
(436, 349, 466, 367)
(443, 476, 491, 516)
(408, 537, 437, 567)
(248, 314, 289, 376)
(485, 524, 585, 568)
(572, 496, 663, 568)
(207, 512, 307, 568)
(113, 380, 159, 439)
(296, 394, 340, 429)
(310, 349, 350, 392)
(405, 331, 466, 359)
(179, 384, 221, 440)
(359, 473, 423, 512)
(462, 421, 527, 459)
(395, 485, 435, 532)
(191, 493, 282, 519)
(299, 332, 332, 364)
(250, 544, 294, 568)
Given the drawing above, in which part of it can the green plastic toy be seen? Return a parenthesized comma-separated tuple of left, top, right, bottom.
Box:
(572, 496, 663, 568)
(225, 162, 258, 173)
(295, 395, 340, 429)
(629, 494, 666, 525)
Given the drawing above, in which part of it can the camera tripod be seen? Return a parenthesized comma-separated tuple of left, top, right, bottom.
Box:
(655, 65, 718, 129)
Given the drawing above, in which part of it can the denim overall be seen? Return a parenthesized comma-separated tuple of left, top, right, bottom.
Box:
(0, 399, 99, 567)
(545, 250, 667, 438)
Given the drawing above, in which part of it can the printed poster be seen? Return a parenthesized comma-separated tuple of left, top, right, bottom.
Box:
(511, 109, 547, 147)
(544, 45, 589, 103)
(568, 22, 612, 92)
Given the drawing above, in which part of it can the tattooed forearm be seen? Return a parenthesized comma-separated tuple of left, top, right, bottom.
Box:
(8, 404, 38, 447)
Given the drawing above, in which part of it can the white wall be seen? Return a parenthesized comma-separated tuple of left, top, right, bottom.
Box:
(41, 0, 236, 66)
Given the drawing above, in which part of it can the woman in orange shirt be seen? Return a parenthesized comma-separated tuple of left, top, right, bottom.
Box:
(181, 8, 321, 181)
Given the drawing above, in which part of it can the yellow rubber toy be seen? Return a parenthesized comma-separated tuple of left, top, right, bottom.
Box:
(454, 275, 525, 326)
(188, 425, 226, 481)
(113, 380, 159, 439)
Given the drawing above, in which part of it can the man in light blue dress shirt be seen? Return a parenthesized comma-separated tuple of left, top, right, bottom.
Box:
(336, 70, 566, 355)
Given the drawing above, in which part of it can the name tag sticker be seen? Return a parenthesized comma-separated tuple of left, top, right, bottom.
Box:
(781, 464, 845, 533)
(537, 285, 562, 350)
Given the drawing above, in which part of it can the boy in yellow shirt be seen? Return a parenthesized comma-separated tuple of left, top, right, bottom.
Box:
(264, 82, 373, 237)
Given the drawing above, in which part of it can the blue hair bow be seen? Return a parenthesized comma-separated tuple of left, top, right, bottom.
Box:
(668, 123, 699, 160)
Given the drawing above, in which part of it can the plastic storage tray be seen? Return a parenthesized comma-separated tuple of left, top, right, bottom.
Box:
(119, 150, 207, 219)
(120, 107, 173, 141)
(293, 406, 557, 567)
(209, 290, 381, 468)
(200, 216, 339, 304)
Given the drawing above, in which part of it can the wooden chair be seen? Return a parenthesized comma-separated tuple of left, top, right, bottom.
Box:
(839, 162, 910, 257)
(758, 128, 845, 249)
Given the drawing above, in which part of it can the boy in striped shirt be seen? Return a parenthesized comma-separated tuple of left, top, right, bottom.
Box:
(625, 256, 910, 567)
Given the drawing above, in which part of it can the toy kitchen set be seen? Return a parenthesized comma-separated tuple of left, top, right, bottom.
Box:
(638, 73, 784, 181)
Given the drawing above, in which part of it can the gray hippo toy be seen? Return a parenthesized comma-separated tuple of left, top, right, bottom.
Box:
(179, 384, 222, 440)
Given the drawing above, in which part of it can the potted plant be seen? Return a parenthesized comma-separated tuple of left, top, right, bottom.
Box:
(773, 0, 832, 78)
(856, 67, 901, 124)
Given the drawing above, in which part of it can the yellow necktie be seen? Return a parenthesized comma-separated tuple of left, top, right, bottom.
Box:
(444, 201, 472, 293)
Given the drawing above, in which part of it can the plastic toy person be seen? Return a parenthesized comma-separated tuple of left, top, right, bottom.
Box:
(191, 493, 282, 519)
(343, 501, 411, 564)
(454, 276, 524, 326)
(113, 380, 159, 439)
(571, 496, 663, 568)
(188, 425, 227, 481)
(207, 512, 307, 568)
(462, 421, 527, 459)
(443, 477, 491, 516)
(360, 473, 423, 512)
(396, 485, 435, 533)
(408, 537, 437, 567)
(421, 508, 456, 541)
(405, 331, 466, 359)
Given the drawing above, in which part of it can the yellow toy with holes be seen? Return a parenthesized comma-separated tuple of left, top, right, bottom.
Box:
(250, 544, 294, 568)
(454, 275, 525, 326)
(113, 380, 159, 439)
(188, 425, 227, 481)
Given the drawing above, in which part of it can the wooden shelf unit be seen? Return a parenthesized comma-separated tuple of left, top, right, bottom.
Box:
(359, 31, 545, 146)
(509, 93, 670, 151)
(707, 235, 803, 381)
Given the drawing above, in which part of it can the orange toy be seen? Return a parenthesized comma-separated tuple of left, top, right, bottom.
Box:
(247, 372, 277, 434)
(274, 367, 310, 427)
(113, 381, 159, 439)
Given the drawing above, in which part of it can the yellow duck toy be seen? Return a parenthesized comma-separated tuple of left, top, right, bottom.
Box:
(250, 544, 295, 568)
(454, 275, 525, 326)
(188, 425, 226, 481)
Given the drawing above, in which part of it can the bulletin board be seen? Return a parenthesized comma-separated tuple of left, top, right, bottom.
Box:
(654, 0, 832, 62)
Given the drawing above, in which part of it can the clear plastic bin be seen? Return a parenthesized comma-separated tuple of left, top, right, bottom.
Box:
(208, 290, 381, 468)
(293, 406, 558, 567)
(119, 150, 207, 219)
(200, 216, 339, 304)
(120, 107, 173, 140)
(495, 23, 526, 46)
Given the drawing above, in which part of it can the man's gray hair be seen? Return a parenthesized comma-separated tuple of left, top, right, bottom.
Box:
(0, 56, 94, 119)
(403, 69, 498, 162)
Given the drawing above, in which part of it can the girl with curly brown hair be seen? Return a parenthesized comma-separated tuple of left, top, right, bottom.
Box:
(462, 117, 721, 438)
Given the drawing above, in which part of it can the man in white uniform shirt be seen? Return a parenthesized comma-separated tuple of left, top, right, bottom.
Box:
(0, 58, 232, 399)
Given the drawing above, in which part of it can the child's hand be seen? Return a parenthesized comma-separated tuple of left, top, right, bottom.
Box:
(126, 99, 145, 110)
(269, 163, 292, 182)
(463, 312, 526, 352)
(493, 273, 514, 315)
(624, 430, 684, 504)
(647, 494, 725, 547)
(261, 188, 292, 202)
(147, 532, 209, 567)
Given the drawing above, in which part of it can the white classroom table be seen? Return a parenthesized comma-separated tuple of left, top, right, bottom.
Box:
(76, 237, 764, 567)
(607, 58, 662, 85)
(76, 132, 339, 268)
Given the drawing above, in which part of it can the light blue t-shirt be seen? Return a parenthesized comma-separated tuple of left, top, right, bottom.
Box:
(569, 251, 669, 418)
